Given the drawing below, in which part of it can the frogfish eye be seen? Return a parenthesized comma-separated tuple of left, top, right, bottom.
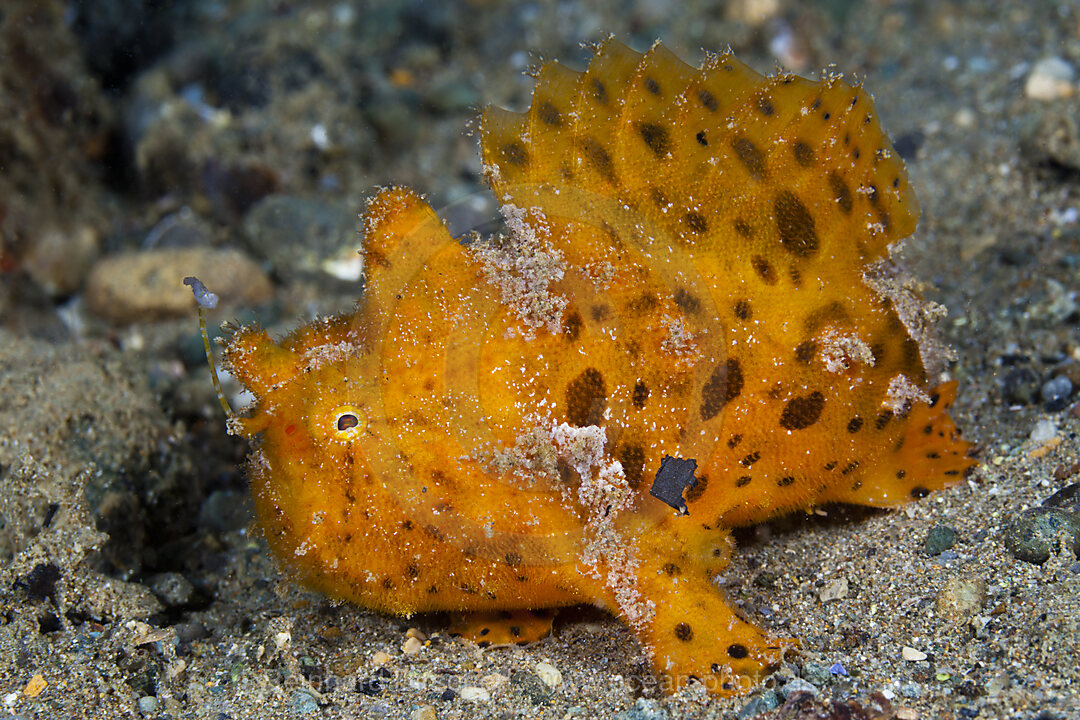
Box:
(330, 405, 366, 437)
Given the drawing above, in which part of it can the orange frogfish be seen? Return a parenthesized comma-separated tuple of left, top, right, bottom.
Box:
(214, 40, 974, 695)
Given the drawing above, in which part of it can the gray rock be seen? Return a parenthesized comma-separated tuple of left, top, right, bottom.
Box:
(1020, 100, 1080, 170)
(738, 690, 781, 718)
(291, 690, 318, 715)
(801, 662, 831, 686)
(198, 490, 253, 534)
(925, 525, 959, 555)
(242, 194, 358, 279)
(899, 681, 924, 698)
(1002, 507, 1080, 564)
(149, 572, 194, 607)
(510, 670, 552, 706)
(425, 80, 479, 114)
(1045, 483, 1080, 513)
(1003, 367, 1042, 406)
(616, 698, 669, 720)
(1041, 374, 1073, 409)
(779, 677, 820, 699)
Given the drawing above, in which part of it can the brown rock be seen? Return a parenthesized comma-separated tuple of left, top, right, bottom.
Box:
(86, 248, 272, 323)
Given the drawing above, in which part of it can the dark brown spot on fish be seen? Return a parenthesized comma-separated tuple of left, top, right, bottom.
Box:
(566, 368, 607, 426)
(639, 122, 671, 157)
(732, 137, 766, 180)
(780, 391, 825, 430)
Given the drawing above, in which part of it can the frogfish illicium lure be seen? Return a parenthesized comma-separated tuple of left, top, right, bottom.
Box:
(192, 40, 974, 695)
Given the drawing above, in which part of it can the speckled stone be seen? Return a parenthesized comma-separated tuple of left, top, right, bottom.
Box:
(738, 690, 781, 719)
(1002, 507, 1080, 564)
(936, 576, 988, 622)
(511, 670, 552, 706)
(616, 698, 669, 720)
(149, 572, 194, 607)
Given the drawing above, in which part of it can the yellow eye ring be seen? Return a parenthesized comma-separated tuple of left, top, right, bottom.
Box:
(331, 405, 366, 438)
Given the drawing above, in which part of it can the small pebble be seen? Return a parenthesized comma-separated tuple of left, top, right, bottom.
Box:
(1002, 367, 1041, 406)
(902, 646, 928, 662)
(779, 677, 818, 698)
(242, 195, 358, 280)
(1041, 375, 1073, 410)
(137, 696, 157, 714)
(828, 662, 847, 676)
(818, 577, 848, 602)
(1029, 418, 1058, 444)
(481, 673, 508, 690)
(535, 661, 563, 687)
(149, 572, 194, 608)
(401, 636, 423, 655)
(23, 674, 47, 698)
(936, 576, 987, 622)
(410, 706, 437, 720)
(737, 690, 780, 719)
(1025, 57, 1075, 100)
(984, 671, 1010, 696)
(291, 690, 318, 715)
(1002, 506, 1080, 564)
(924, 525, 958, 555)
(372, 651, 392, 665)
(899, 681, 923, 698)
(458, 686, 490, 702)
(510, 670, 551, 705)
(616, 698, 669, 720)
(801, 662, 830, 686)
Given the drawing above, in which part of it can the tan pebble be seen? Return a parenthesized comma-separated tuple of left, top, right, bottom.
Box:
(23, 674, 46, 698)
(166, 659, 187, 681)
(86, 248, 272, 323)
(1030, 436, 1063, 459)
(273, 631, 291, 650)
(935, 576, 987, 622)
(406, 627, 428, 641)
(985, 670, 1010, 696)
(409, 705, 437, 720)
(459, 686, 490, 702)
(481, 673, 508, 690)
(725, 0, 781, 25)
(23, 225, 100, 296)
(953, 108, 977, 129)
(401, 636, 423, 655)
(818, 577, 849, 602)
(895, 708, 919, 720)
(902, 646, 927, 662)
(1026, 57, 1075, 100)
(372, 651, 392, 665)
(535, 661, 562, 687)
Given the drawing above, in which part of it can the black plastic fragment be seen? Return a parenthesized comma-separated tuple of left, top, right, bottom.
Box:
(649, 455, 699, 515)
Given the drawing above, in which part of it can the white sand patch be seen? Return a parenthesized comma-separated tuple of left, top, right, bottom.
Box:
(470, 204, 568, 335)
(817, 327, 875, 373)
(885, 373, 931, 412)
